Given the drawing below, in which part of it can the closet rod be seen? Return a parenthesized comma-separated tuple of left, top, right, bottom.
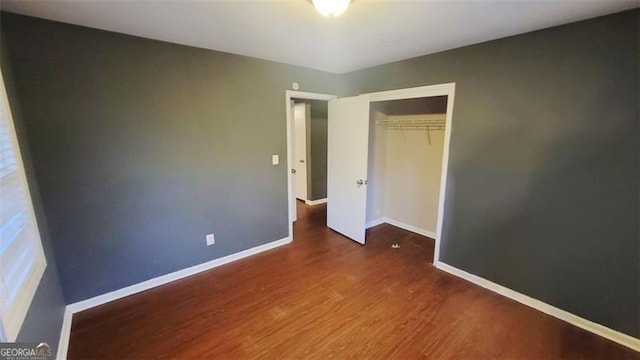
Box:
(379, 126, 445, 131)
(377, 122, 445, 131)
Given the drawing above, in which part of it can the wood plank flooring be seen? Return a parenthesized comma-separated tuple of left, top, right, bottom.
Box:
(68, 201, 639, 359)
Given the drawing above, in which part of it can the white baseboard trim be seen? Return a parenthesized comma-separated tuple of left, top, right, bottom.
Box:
(383, 218, 436, 239)
(67, 236, 291, 314)
(305, 198, 327, 206)
(434, 261, 640, 352)
(365, 217, 386, 229)
(366, 217, 436, 239)
(56, 307, 72, 360)
(57, 236, 292, 359)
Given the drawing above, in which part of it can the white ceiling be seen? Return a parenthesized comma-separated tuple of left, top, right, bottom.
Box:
(1, 1, 637, 74)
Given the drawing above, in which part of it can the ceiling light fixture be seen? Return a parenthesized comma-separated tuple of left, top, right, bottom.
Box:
(312, 0, 351, 17)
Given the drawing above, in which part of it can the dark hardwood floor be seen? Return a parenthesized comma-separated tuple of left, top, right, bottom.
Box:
(68, 201, 639, 359)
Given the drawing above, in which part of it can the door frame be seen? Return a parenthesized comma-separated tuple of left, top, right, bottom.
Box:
(285, 91, 336, 238)
(364, 83, 456, 264)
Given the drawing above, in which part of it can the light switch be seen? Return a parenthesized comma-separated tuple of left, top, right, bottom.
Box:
(272, 154, 279, 165)
(206, 233, 215, 246)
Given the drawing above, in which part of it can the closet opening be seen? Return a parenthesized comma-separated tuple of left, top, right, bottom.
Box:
(365, 95, 449, 256)
(289, 83, 454, 257)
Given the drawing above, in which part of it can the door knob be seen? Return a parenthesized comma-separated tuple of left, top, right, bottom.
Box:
(291, 169, 296, 174)
(299, 159, 305, 163)
(356, 179, 367, 187)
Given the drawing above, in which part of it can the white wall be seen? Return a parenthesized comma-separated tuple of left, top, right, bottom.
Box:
(366, 111, 387, 222)
(367, 113, 445, 235)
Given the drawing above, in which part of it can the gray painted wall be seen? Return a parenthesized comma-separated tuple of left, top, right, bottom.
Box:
(1, 12, 344, 304)
(371, 96, 447, 116)
(1, 8, 638, 342)
(345, 9, 639, 337)
(1, 39, 66, 351)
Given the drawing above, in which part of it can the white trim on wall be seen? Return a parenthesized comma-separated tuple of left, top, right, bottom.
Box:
(364, 83, 456, 264)
(366, 217, 436, 239)
(56, 308, 72, 360)
(67, 236, 291, 313)
(285, 90, 336, 239)
(384, 218, 436, 239)
(365, 218, 386, 229)
(435, 261, 640, 352)
(55, 236, 292, 359)
(305, 198, 327, 206)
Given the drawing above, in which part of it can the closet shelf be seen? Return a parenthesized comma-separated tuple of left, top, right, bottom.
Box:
(376, 114, 446, 145)
(376, 118, 446, 131)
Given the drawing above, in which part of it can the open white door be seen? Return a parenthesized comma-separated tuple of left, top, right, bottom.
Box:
(293, 103, 308, 201)
(327, 95, 370, 244)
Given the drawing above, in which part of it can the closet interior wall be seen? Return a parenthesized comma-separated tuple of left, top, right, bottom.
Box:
(366, 97, 448, 237)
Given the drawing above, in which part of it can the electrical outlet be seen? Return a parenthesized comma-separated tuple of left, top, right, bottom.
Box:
(206, 233, 215, 246)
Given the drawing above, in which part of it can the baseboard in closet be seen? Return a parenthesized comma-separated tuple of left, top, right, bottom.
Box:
(366, 217, 436, 239)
